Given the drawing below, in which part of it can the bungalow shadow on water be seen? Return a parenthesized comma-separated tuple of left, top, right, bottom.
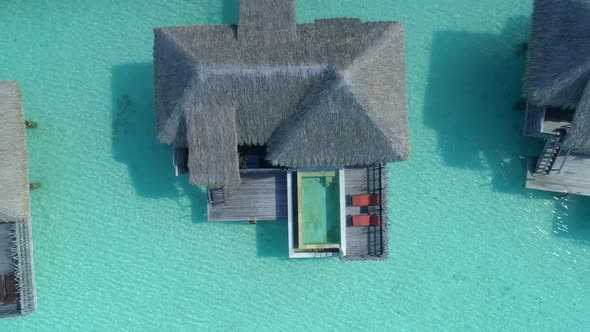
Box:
(423, 16, 539, 195)
(423, 14, 590, 244)
(110, 63, 207, 223)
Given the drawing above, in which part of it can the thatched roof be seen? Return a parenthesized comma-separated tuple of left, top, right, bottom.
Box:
(0, 81, 29, 223)
(154, 0, 408, 188)
(525, 0, 590, 152)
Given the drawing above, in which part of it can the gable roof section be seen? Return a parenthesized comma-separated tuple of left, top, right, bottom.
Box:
(0, 81, 30, 222)
(154, 29, 196, 147)
(524, 0, 590, 108)
(185, 104, 240, 188)
(267, 69, 404, 166)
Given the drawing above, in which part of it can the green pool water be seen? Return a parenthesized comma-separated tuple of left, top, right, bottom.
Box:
(299, 173, 340, 246)
(1, 0, 590, 330)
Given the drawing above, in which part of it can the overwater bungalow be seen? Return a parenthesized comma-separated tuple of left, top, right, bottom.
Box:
(154, 0, 409, 259)
(0, 81, 36, 316)
(523, 0, 590, 196)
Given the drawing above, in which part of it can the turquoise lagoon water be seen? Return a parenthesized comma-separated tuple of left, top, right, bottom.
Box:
(1, 0, 589, 330)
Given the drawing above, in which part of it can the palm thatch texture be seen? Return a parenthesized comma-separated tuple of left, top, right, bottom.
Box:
(0, 82, 29, 223)
(0, 81, 36, 316)
(524, 0, 590, 152)
(154, 0, 409, 189)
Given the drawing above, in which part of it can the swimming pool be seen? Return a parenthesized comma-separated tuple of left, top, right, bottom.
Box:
(297, 171, 341, 249)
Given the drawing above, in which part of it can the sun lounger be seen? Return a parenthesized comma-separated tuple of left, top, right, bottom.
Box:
(351, 215, 381, 226)
(351, 194, 380, 206)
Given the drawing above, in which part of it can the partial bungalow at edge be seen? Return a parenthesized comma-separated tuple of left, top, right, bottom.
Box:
(523, 0, 590, 196)
(0, 81, 36, 316)
(153, 0, 409, 260)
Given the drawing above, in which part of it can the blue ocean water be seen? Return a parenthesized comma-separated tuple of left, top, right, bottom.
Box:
(1, 0, 589, 330)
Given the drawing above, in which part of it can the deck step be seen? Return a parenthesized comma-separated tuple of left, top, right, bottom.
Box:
(208, 187, 226, 206)
(534, 137, 562, 174)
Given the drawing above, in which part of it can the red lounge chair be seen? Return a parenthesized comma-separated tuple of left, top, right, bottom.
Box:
(351, 194, 380, 206)
(351, 215, 381, 226)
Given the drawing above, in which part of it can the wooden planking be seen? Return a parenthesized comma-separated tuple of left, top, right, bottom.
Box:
(526, 153, 590, 196)
(343, 166, 388, 260)
(542, 120, 569, 135)
(542, 107, 573, 135)
(344, 167, 369, 194)
(345, 226, 371, 259)
(524, 106, 571, 138)
(344, 167, 369, 215)
(208, 170, 288, 221)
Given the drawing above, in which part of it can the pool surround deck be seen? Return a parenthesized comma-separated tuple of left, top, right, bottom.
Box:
(206, 165, 387, 260)
(342, 165, 388, 261)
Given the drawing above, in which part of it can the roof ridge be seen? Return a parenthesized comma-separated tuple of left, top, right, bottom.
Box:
(343, 22, 408, 158)
(341, 71, 398, 149)
(266, 67, 339, 162)
(158, 28, 200, 65)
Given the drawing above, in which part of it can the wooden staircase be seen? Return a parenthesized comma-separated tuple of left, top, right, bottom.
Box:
(534, 137, 562, 175)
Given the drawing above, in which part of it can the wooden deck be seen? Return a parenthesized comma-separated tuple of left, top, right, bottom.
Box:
(543, 119, 570, 136)
(526, 153, 590, 196)
(524, 106, 572, 138)
(542, 107, 573, 135)
(207, 169, 288, 222)
(343, 166, 388, 261)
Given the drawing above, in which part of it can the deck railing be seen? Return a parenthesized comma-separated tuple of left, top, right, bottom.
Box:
(367, 164, 384, 257)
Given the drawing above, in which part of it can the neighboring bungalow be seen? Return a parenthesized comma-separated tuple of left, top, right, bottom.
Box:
(0, 81, 36, 316)
(154, 0, 408, 259)
(523, 0, 590, 196)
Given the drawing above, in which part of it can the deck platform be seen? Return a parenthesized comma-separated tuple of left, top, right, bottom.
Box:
(207, 169, 288, 222)
(526, 153, 590, 196)
(343, 165, 388, 261)
(524, 106, 572, 139)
